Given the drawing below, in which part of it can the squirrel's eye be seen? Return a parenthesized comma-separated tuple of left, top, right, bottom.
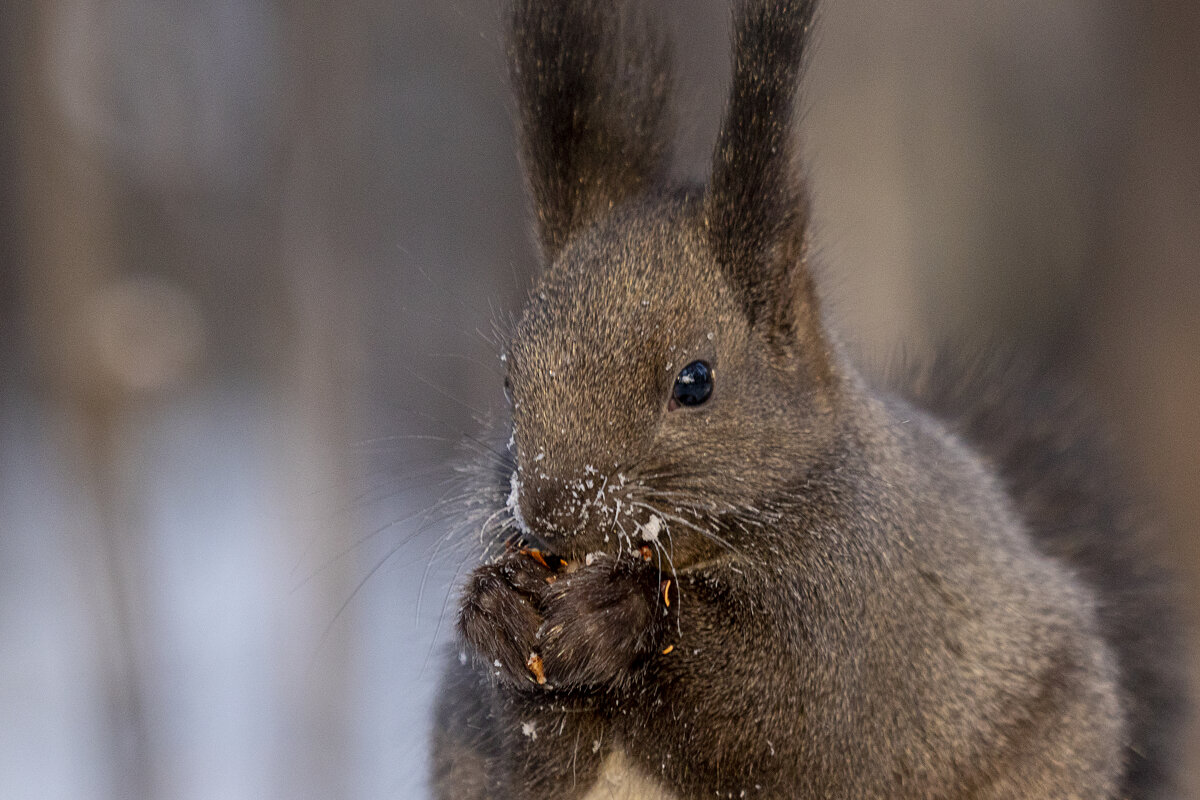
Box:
(672, 361, 713, 408)
(503, 375, 513, 404)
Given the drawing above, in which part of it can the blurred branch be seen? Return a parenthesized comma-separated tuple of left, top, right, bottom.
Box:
(12, 2, 156, 797)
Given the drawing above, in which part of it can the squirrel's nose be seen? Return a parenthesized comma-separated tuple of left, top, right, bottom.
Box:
(514, 466, 610, 544)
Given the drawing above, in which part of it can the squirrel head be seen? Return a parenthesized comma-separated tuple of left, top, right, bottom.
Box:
(502, 0, 838, 563)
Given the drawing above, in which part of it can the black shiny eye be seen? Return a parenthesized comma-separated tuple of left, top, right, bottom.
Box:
(672, 361, 713, 408)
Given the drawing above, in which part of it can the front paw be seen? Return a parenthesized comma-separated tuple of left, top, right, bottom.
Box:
(536, 558, 668, 689)
(457, 554, 551, 688)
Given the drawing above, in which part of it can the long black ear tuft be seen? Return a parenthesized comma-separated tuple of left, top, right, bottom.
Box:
(704, 0, 820, 341)
(508, 0, 674, 260)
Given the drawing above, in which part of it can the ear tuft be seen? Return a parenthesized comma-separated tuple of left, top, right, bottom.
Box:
(509, 0, 674, 260)
(704, 0, 820, 339)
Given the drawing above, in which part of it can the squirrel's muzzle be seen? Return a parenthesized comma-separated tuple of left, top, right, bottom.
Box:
(509, 464, 622, 554)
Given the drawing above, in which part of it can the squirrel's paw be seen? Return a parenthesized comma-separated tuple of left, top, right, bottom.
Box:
(535, 558, 666, 689)
(457, 553, 551, 688)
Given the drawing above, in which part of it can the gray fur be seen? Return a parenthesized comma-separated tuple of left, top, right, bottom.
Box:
(429, 2, 1184, 798)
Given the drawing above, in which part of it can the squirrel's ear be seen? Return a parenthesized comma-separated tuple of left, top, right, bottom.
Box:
(704, 0, 822, 347)
(508, 0, 674, 261)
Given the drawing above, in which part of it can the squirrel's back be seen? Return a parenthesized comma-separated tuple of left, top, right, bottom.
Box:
(896, 349, 1187, 799)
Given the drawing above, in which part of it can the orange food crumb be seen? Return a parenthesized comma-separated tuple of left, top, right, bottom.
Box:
(526, 652, 547, 685)
(522, 548, 550, 569)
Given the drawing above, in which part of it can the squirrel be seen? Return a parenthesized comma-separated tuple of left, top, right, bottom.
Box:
(429, 1, 1186, 798)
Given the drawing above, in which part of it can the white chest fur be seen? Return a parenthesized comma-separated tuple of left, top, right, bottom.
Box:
(579, 749, 680, 800)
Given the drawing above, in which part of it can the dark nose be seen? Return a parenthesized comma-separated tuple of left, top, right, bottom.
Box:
(518, 468, 606, 544)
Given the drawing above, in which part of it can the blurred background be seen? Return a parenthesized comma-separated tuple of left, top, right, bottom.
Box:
(1, 1, 1197, 798)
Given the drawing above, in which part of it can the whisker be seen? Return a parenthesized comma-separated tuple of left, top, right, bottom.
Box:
(420, 546, 476, 680)
(651, 532, 683, 636)
(351, 432, 463, 448)
(306, 500, 470, 678)
(292, 486, 476, 593)
(627, 500, 744, 558)
(401, 366, 492, 419)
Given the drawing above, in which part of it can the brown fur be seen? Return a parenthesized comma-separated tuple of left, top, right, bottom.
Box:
(429, 1, 1184, 798)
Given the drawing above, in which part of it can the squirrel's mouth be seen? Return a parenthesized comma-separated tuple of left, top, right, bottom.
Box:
(506, 533, 566, 569)
(505, 533, 602, 574)
(506, 532, 663, 575)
